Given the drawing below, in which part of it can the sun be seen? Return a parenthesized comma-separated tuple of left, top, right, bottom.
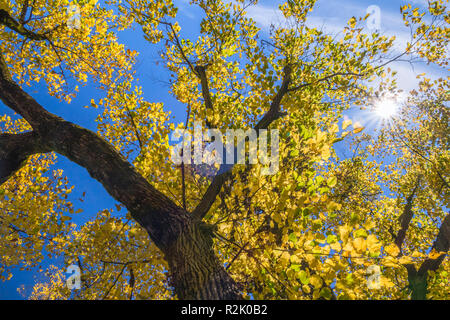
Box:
(374, 98, 399, 119)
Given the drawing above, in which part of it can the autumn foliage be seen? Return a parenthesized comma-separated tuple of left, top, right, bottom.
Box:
(0, 0, 448, 300)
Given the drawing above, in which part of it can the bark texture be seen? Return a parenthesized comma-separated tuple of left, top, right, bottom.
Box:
(394, 180, 450, 300)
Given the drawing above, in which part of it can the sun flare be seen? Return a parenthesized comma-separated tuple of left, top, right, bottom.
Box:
(374, 98, 399, 119)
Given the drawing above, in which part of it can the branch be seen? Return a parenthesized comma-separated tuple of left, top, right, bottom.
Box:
(395, 177, 421, 252)
(192, 65, 292, 221)
(0, 131, 49, 184)
(404, 214, 449, 299)
(194, 65, 214, 128)
(0, 9, 47, 41)
(0, 51, 56, 129)
(102, 264, 127, 300)
(19, 0, 29, 24)
(180, 104, 192, 210)
(192, 170, 232, 220)
(0, 52, 189, 251)
(286, 17, 439, 96)
(160, 20, 196, 75)
(255, 65, 292, 130)
(287, 72, 361, 93)
(417, 214, 450, 276)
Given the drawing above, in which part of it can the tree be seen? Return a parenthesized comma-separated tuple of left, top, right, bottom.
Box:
(0, 0, 448, 299)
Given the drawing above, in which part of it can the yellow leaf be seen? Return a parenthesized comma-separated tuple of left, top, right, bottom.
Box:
(348, 17, 357, 28)
(379, 276, 395, 288)
(342, 119, 352, 130)
(398, 256, 413, 264)
(339, 225, 351, 242)
(428, 249, 445, 260)
(385, 244, 400, 257)
(280, 251, 290, 265)
(330, 242, 342, 252)
(353, 237, 367, 253)
(382, 256, 399, 268)
(310, 275, 322, 288)
(366, 234, 381, 253)
(0, 0, 9, 11)
(353, 126, 364, 134)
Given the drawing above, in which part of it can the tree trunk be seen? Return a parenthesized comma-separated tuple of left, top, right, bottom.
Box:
(166, 221, 241, 299)
(405, 214, 450, 300)
(409, 274, 427, 300)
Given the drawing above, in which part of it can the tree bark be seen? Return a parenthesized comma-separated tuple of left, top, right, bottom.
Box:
(404, 214, 450, 300)
(166, 222, 241, 299)
(393, 179, 449, 300)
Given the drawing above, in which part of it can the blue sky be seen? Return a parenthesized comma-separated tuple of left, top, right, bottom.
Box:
(0, 0, 444, 299)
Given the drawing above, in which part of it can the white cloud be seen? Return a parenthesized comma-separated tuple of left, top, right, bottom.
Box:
(245, 4, 284, 28)
(407, 0, 428, 7)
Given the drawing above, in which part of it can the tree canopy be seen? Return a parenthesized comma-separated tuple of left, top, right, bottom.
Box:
(0, 0, 448, 300)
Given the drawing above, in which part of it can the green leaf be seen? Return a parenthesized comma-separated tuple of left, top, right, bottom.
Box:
(327, 176, 337, 187)
(355, 229, 368, 238)
(298, 270, 309, 285)
(326, 234, 338, 244)
(320, 287, 333, 299)
(288, 233, 298, 243)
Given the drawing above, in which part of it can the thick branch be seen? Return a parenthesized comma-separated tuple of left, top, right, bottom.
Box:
(0, 58, 189, 250)
(395, 177, 421, 251)
(404, 214, 449, 300)
(255, 65, 292, 130)
(194, 65, 214, 128)
(417, 214, 450, 276)
(0, 52, 56, 128)
(0, 131, 49, 184)
(192, 169, 232, 220)
(0, 9, 47, 41)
